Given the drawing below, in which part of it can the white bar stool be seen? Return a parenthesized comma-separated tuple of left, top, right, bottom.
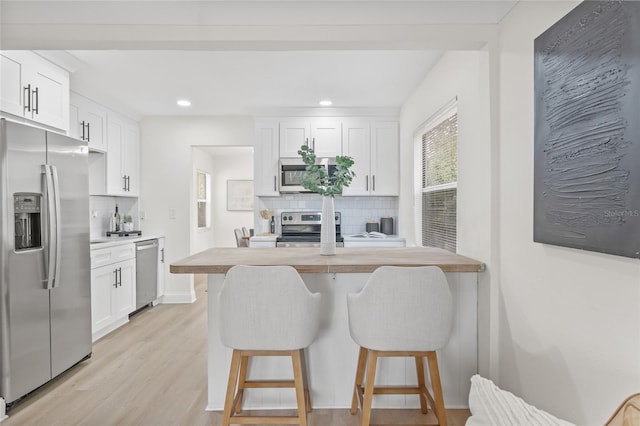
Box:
(347, 266, 454, 426)
(218, 265, 321, 426)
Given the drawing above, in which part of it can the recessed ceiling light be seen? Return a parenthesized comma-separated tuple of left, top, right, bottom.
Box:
(177, 99, 191, 107)
(319, 100, 333, 106)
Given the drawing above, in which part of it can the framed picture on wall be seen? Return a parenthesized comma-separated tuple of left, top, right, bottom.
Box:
(227, 180, 254, 211)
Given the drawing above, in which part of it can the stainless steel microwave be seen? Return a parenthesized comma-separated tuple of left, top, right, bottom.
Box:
(279, 158, 336, 193)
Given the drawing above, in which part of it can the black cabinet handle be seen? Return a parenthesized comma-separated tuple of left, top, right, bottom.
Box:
(23, 84, 31, 112)
(273, 176, 277, 192)
(81, 121, 86, 140)
(373, 175, 376, 191)
(117, 267, 122, 287)
(161, 248, 165, 263)
(113, 269, 118, 288)
(32, 87, 39, 114)
(366, 175, 369, 191)
(86, 122, 90, 141)
(123, 176, 127, 191)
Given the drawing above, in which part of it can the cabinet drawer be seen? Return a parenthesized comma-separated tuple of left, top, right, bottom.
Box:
(91, 243, 135, 268)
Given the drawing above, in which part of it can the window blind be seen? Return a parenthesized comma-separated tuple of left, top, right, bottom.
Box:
(421, 112, 458, 252)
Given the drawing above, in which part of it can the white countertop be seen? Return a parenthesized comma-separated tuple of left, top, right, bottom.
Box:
(249, 234, 405, 243)
(249, 234, 279, 242)
(343, 234, 405, 242)
(90, 234, 164, 249)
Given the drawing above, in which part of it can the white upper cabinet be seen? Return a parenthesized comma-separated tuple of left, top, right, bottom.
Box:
(279, 118, 342, 158)
(106, 113, 139, 197)
(342, 120, 399, 196)
(254, 120, 279, 196)
(0, 51, 69, 131)
(342, 119, 371, 196)
(69, 92, 108, 152)
(369, 121, 399, 196)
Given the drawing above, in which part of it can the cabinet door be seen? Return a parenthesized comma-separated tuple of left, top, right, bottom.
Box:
(80, 103, 107, 152)
(123, 121, 139, 196)
(90, 264, 117, 335)
(0, 52, 25, 118)
(370, 121, 399, 196)
(70, 93, 108, 151)
(1, 50, 69, 131)
(279, 119, 310, 158)
(68, 102, 81, 140)
(310, 118, 342, 157)
(106, 113, 126, 195)
(157, 238, 165, 301)
(114, 258, 136, 319)
(254, 120, 279, 196)
(341, 119, 371, 196)
(27, 61, 69, 131)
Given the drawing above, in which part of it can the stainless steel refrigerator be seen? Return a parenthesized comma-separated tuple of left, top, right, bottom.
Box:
(0, 119, 91, 407)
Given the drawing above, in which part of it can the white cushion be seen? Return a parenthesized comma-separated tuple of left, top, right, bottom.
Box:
(466, 375, 575, 426)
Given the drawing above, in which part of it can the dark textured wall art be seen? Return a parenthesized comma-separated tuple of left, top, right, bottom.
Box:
(534, 1, 640, 259)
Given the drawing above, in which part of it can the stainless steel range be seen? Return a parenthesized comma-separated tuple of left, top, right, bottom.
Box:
(276, 211, 344, 248)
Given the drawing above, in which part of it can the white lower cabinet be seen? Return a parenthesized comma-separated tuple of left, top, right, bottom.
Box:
(90, 243, 136, 341)
(156, 237, 165, 303)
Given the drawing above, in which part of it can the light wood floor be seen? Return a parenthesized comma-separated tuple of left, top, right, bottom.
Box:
(3, 275, 470, 426)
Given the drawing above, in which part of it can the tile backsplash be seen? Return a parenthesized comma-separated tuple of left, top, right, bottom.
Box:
(89, 196, 139, 238)
(255, 195, 399, 236)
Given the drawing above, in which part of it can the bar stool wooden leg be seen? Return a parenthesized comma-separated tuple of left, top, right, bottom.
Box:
(292, 349, 308, 426)
(351, 346, 368, 414)
(415, 355, 429, 414)
(360, 349, 378, 426)
(233, 355, 249, 414)
(222, 350, 242, 426)
(300, 349, 313, 413)
(427, 351, 448, 426)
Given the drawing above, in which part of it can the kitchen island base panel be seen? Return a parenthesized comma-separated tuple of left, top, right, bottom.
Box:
(206, 272, 477, 411)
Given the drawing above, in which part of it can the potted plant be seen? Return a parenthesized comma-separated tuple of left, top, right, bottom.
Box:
(123, 214, 134, 232)
(298, 145, 355, 255)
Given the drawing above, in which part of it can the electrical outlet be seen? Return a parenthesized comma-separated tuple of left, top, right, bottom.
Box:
(91, 210, 98, 218)
(168, 209, 176, 220)
(139, 211, 145, 220)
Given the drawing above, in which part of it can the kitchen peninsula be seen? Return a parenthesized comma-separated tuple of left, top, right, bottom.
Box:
(171, 247, 484, 411)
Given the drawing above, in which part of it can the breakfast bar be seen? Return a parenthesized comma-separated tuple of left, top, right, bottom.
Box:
(171, 247, 484, 411)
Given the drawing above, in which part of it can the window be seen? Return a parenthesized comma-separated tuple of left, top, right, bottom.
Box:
(197, 171, 211, 229)
(416, 102, 458, 252)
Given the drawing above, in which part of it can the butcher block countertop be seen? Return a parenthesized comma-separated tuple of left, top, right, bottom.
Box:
(170, 246, 484, 274)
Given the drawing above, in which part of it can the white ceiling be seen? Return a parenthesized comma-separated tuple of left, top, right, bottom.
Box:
(2, 1, 519, 118)
(65, 50, 444, 116)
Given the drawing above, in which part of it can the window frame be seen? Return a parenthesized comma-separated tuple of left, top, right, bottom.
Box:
(196, 170, 211, 230)
(414, 99, 458, 252)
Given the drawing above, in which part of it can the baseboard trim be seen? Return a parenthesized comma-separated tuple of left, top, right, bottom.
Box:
(161, 292, 196, 304)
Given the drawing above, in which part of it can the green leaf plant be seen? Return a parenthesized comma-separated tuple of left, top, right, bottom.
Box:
(298, 145, 355, 197)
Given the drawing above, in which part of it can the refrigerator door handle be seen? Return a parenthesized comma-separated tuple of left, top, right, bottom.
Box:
(43, 164, 56, 289)
(42, 164, 62, 289)
(50, 165, 62, 288)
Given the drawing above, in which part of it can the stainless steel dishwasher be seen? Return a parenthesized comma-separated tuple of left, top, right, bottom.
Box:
(135, 239, 158, 311)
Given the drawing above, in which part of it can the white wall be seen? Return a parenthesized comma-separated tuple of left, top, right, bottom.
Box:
(496, 2, 640, 424)
(210, 149, 254, 248)
(399, 50, 494, 377)
(139, 116, 253, 303)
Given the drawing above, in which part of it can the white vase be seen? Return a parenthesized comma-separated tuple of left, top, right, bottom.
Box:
(321, 196, 336, 256)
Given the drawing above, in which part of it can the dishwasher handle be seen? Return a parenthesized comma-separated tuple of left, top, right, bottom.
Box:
(136, 241, 159, 251)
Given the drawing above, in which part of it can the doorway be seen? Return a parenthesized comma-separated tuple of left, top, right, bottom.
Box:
(190, 146, 254, 252)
